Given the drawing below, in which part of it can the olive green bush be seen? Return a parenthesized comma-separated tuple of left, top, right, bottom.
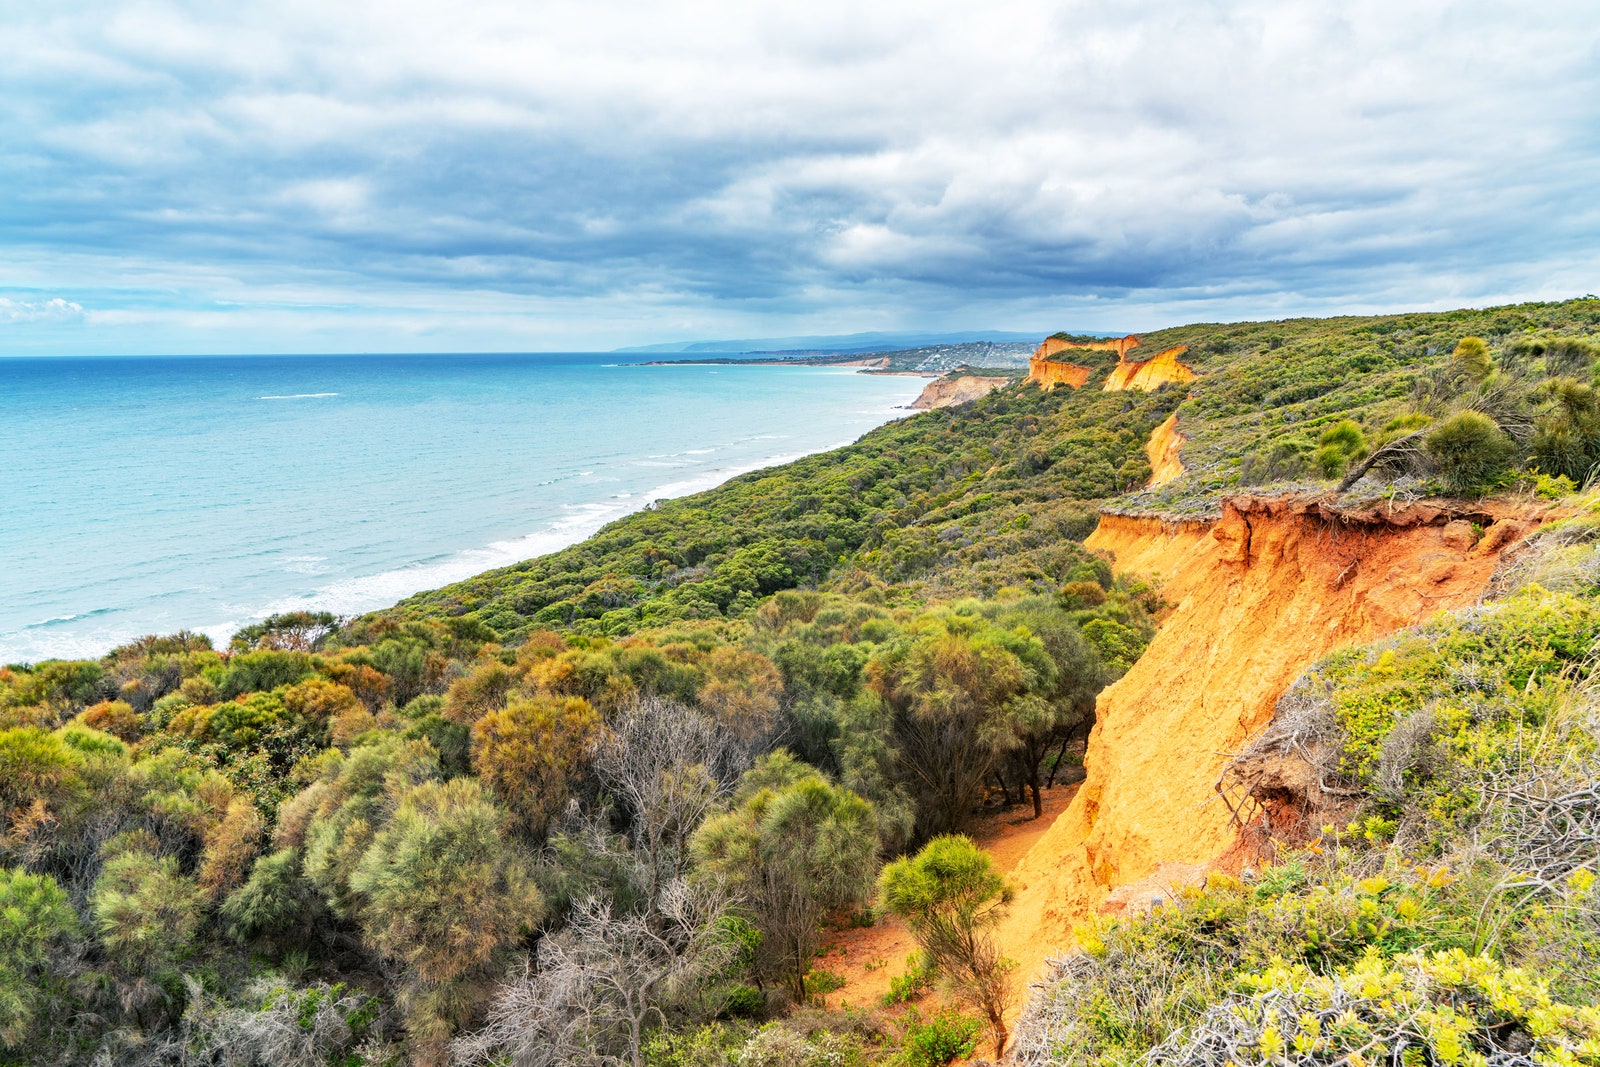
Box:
(1424, 411, 1515, 496)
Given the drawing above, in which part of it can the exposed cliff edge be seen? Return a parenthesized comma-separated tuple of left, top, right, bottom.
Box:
(994, 495, 1546, 998)
(1145, 412, 1186, 485)
(1026, 357, 1092, 390)
(1105, 344, 1197, 392)
(1026, 334, 1197, 393)
(908, 375, 1011, 410)
(1025, 335, 1139, 390)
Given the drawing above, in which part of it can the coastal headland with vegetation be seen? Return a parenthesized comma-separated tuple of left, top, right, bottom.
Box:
(5, 298, 1600, 1067)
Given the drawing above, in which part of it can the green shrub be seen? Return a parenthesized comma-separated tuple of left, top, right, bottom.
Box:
(1308, 586, 1600, 843)
(804, 967, 846, 1000)
(91, 843, 206, 976)
(221, 848, 323, 944)
(883, 953, 934, 1005)
(643, 1021, 752, 1067)
(1531, 378, 1600, 484)
(0, 868, 78, 1047)
(348, 777, 543, 1042)
(1452, 336, 1495, 381)
(1536, 472, 1580, 499)
(1058, 580, 1108, 610)
(1424, 411, 1514, 496)
(1313, 420, 1368, 478)
(721, 983, 765, 1018)
(901, 1009, 980, 1067)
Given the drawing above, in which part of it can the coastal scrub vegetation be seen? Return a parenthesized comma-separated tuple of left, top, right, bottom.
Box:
(1, 299, 1597, 1064)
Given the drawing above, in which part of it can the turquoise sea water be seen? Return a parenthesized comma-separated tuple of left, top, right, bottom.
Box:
(1, 354, 926, 662)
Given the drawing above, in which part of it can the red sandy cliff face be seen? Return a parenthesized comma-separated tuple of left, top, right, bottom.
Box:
(992, 496, 1543, 999)
(1027, 358, 1092, 390)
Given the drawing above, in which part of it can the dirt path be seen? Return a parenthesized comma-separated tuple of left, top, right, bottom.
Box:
(815, 782, 1081, 1011)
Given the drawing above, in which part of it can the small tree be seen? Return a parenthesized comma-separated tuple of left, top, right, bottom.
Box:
(453, 878, 737, 1067)
(691, 756, 879, 1001)
(0, 867, 79, 1047)
(471, 695, 603, 839)
(867, 618, 1033, 839)
(349, 778, 544, 1060)
(1424, 411, 1515, 496)
(991, 605, 1108, 818)
(877, 835, 1015, 1058)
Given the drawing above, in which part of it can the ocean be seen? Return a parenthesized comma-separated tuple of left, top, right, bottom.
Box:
(1, 353, 927, 663)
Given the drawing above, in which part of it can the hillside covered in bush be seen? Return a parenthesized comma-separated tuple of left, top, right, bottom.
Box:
(2, 298, 1599, 1066)
(387, 298, 1600, 637)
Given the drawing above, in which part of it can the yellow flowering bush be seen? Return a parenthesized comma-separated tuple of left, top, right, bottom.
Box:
(1148, 949, 1600, 1067)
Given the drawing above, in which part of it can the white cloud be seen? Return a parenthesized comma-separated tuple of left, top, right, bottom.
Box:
(0, 0, 1596, 350)
(0, 297, 86, 325)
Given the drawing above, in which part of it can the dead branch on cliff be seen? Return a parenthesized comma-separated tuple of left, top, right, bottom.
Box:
(1336, 429, 1429, 492)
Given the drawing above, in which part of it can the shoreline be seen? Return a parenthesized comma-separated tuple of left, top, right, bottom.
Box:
(3, 367, 927, 663)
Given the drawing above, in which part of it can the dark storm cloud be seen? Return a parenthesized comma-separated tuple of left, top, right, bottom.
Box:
(1, 0, 1596, 352)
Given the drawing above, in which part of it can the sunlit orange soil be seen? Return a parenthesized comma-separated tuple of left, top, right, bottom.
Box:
(814, 781, 1080, 1013)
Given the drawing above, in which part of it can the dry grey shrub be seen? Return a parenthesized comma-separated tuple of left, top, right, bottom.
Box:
(1010, 940, 1225, 1067)
(1476, 690, 1600, 888)
(81, 977, 380, 1067)
(1008, 953, 1101, 1067)
(1372, 706, 1439, 808)
(593, 696, 752, 895)
(88, 1031, 185, 1067)
(175, 976, 377, 1067)
(452, 878, 739, 1067)
(1216, 676, 1360, 847)
(734, 1025, 864, 1067)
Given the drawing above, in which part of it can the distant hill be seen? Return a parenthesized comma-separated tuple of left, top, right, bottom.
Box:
(643, 339, 1039, 372)
(614, 328, 1071, 354)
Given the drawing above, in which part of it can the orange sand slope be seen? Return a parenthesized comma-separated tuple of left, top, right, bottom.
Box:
(817, 785, 1080, 1012)
(1145, 412, 1185, 485)
(1104, 345, 1195, 392)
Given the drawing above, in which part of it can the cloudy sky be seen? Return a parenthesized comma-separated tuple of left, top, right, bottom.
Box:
(2, 0, 1596, 354)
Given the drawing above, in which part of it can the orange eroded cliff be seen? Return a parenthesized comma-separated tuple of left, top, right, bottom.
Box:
(1027, 334, 1141, 391)
(1026, 358, 1092, 390)
(1104, 345, 1196, 391)
(909, 375, 1010, 410)
(1145, 412, 1186, 485)
(993, 496, 1543, 997)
